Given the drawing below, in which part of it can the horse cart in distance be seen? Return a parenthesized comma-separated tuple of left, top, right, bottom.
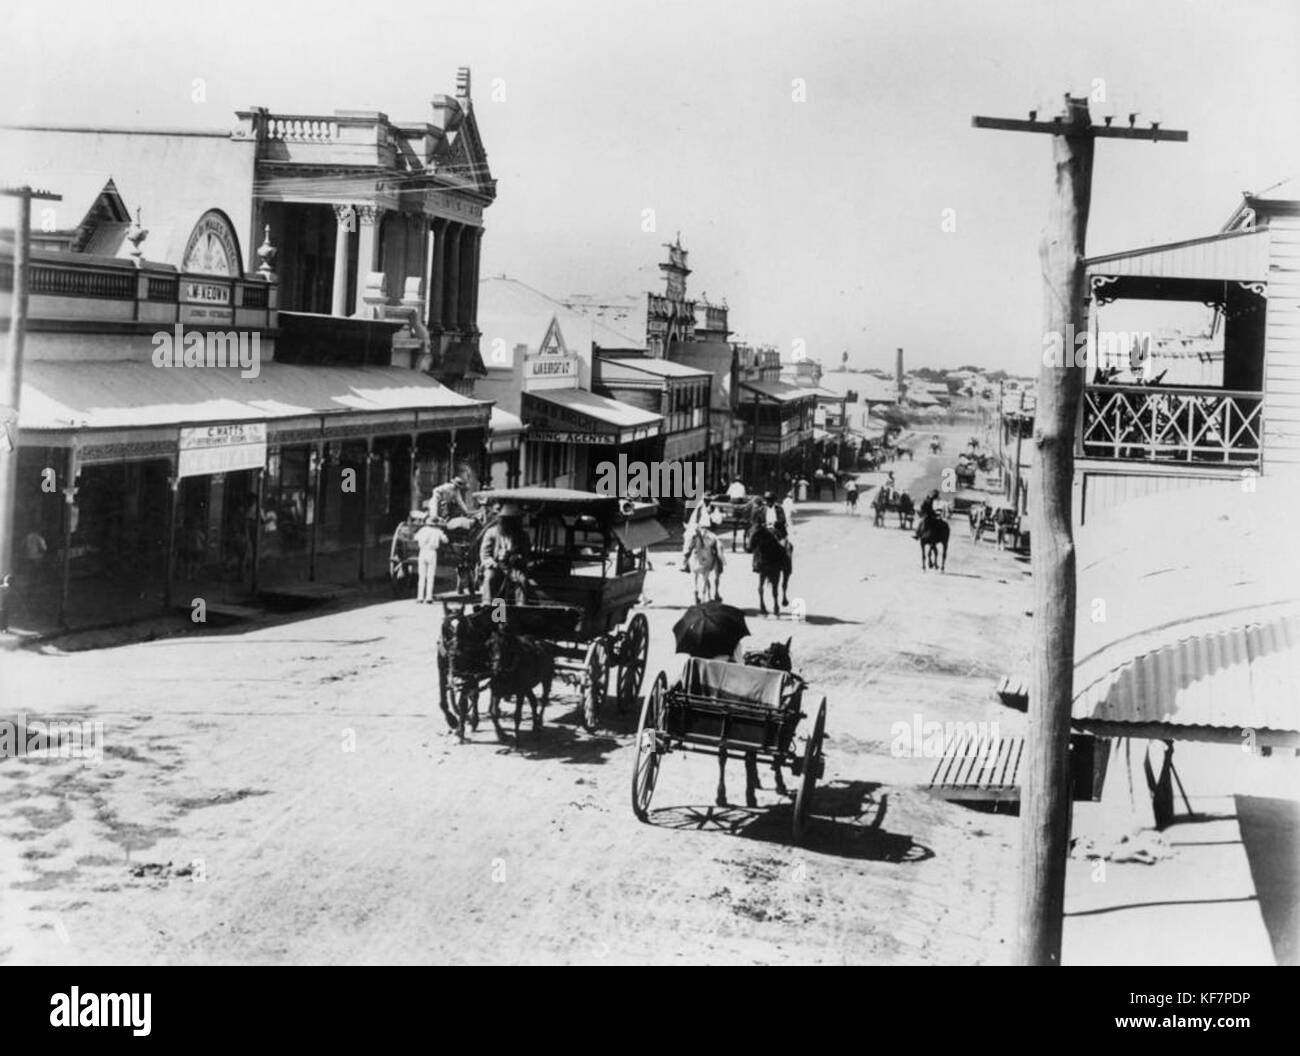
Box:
(632, 658, 828, 843)
(439, 488, 666, 738)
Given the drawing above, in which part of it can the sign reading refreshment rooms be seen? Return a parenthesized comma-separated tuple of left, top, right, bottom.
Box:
(178, 423, 268, 478)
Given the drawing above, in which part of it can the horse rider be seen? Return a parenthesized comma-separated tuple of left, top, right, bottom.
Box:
(681, 494, 723, 571)
(479, 501, 531, 604)
(428, 473, 472, 523)
(915, 488, 941, 538)
(753, 491, 789, 542)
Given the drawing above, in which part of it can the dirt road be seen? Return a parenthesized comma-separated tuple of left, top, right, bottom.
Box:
(0, 427, 1032, 964)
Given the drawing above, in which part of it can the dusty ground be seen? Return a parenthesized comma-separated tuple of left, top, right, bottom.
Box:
(0, 424, 1036, 965)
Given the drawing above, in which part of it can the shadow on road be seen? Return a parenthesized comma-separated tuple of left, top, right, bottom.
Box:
(646, 781, 933, 863)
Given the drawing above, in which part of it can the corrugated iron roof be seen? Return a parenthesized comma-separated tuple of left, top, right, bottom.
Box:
(738, 380, 816, 403)
(1072, 479, 1300, 734)
(525, 386, 662, 429)
(1086, 227, 1269, 283)
(22, 360, 485, 431)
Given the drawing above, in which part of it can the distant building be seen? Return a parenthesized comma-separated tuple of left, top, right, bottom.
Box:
(475, 275, 662, 492)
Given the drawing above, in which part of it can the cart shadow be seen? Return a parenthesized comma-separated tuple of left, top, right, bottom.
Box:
(648, 781, 933, 863)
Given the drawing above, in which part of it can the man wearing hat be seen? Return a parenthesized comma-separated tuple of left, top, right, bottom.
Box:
(752, 491, 788, 540)
(412, 510, 448, 604)
(680, 494, 723, 570)
(428, 473, 472, 523)
(478, 501, 531, 604)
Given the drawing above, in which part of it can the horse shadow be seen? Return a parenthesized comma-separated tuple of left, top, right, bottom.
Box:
(647, 780, 934, 863)
(469, 714, 624, 765)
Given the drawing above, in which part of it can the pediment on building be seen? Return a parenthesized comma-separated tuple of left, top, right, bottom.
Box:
(437, 106, 495, 199)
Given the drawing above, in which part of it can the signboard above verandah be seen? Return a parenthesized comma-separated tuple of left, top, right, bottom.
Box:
(178, 422, 267, 478)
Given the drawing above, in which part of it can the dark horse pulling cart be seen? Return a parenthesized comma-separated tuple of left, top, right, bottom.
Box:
(437, 488, 666, 736)
(631, 657, 828, 843)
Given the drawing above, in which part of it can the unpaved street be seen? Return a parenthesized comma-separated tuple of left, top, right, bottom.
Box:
(1, 432, 1032, 964)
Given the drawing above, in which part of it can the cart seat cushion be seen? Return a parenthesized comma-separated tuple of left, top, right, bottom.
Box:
(682, 658, 797, 711)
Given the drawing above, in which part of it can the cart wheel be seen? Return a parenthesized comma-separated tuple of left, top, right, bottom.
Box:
(632, 671, 668, 821)
(793, 697, 826, 843)
(580, 638, 609, 733)
(616, 612, 649, 713)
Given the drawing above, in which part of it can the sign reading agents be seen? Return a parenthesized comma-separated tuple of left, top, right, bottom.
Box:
(178, 423, 268, 478)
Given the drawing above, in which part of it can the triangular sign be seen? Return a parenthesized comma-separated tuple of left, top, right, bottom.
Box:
(539, 315, 568, 356)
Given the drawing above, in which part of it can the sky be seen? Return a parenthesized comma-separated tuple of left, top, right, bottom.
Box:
(2, 0, 1297, 374)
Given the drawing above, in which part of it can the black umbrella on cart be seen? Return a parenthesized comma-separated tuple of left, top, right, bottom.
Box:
(672, 601, 751, 659)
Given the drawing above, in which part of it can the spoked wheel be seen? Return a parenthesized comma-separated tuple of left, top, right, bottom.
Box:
(631, 671, 668, 821)
(616, 612, 649, 713)
(793, 697, 827, 843)
(580, 638, 609, 733)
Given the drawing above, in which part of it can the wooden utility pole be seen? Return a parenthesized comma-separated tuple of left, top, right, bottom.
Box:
(973, 96, 1186, 965)
(1012, 389, 1027, 510)
(0, 187, 62, 587)
(997, 380, 1005, 490)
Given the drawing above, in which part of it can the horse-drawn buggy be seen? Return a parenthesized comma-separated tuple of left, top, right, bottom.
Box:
(437, 488, 666, 741)
(871, 486, 914, 529)
(632, 641, 828, 843)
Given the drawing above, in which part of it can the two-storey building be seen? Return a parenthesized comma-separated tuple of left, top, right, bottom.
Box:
(1074, 189, 1300, 524)
(1, 73, 495, 629)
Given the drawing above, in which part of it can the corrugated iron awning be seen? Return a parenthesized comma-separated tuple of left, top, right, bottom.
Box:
(1072, 479, 1300, 737)
(1086, 227, 1269, 284)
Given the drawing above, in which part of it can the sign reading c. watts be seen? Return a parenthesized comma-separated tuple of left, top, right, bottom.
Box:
(178, 422, 268, 478)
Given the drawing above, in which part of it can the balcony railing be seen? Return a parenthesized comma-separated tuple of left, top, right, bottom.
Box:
(1079, 384, 1263, 465)
(0, 253, 278, 331)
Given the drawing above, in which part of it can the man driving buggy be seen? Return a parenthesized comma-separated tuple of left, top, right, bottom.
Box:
(478, 500, 532, 604)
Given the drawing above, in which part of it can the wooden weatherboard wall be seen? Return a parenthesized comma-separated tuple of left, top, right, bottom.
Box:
(1263, 213, 1300, 470)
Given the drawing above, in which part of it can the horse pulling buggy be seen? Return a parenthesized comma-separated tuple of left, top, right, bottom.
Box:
(437, 489, 665, 739)
(631, 656, 828, 843)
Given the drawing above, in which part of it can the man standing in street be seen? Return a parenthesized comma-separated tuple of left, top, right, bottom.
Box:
(413, 512, 448, 605)
(726, 477, 746, 503)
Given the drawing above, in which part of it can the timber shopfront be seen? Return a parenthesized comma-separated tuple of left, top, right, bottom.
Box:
(17, 360, 490, 628)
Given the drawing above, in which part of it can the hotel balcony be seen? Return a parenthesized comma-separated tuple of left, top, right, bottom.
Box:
(0, 249, 278, 334)
(1079, 384, 1263, 467)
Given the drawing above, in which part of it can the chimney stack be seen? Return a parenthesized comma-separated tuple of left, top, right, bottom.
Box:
(896, 347, 904, 402)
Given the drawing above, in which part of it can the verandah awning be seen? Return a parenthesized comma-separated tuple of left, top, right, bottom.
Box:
(21, 360, 490, 436)
(1072, 479, 1300, 744)
(522, 388, 662, 445)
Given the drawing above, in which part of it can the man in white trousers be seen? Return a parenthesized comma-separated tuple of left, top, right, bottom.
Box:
(413, 513, 448, 604)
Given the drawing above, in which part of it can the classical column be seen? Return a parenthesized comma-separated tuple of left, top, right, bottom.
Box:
(441, 221, 461, 333)
(331, 205, 354, 317)
(457, 226, 481, 333)
(426, 219, 444, 332)
(353, 205, 380, 316)
(468, 227, 485, 333)
(456, 226, 475, 329)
